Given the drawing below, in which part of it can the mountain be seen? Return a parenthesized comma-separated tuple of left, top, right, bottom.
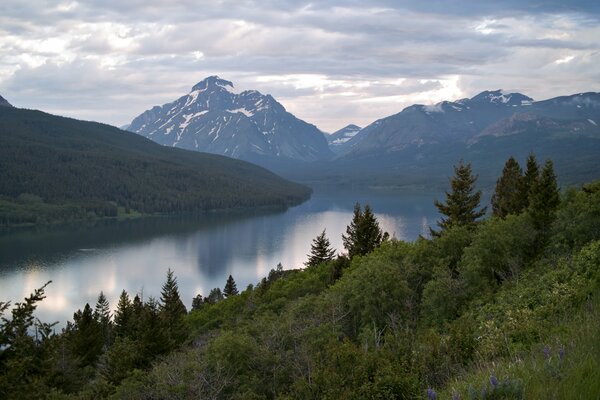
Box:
(287, 91, 600, 188)
(326, 124, 362, 154)
(0, 94, 12, 107)
(0, 106, 311, 226)
(128, 76, 333, 167)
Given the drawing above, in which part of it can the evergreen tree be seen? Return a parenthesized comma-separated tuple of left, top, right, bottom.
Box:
(159, 269, 188, 349)
(191, 294, 204, 311)
(342, 203, 388, 258)
(529, 159, 560, 235)
(223, 275, 239, 298)
(492, 156, 524, 218)
(305, 229, 336, 267)
(205, 288, 224, 304)
(70, 303, 103, 367)
(113, 290, 133, 338)
(94, 291, 112, 348)
(433, 160, 486, 235)
(518, 152, 540, 209)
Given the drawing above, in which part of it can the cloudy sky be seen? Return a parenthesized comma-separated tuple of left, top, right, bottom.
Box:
(1, 1, 599, 132)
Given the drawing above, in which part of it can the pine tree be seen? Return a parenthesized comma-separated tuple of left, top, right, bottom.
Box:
(433, 160, 486, 235)
(159, 269, 187, 348)
(70, 303, 103, 367)
(529, 159, 560, 234)
(93, 291, 113, 348)
(223, 275, 239, 298)
(342, 203, 388, 258)
(518, 152, 540, 209)
(491, 156, 524, 218)
(191, 294, 204, 311)
(305, 229, 336, 267)
(205, 288, 224, 304)
(113, 290, 133, 338)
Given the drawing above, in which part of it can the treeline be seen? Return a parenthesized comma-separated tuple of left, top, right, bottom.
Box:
(0, 106, 311, 226)
(1, 154, 599, 399)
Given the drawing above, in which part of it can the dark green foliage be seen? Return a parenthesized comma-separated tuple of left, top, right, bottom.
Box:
(159, 269, 188, 349)
(69, 303, 103, 368)
(205, 288, 224, 305)
(223, 275, 239, 298)
(529, 159, 560, 235)
(191, 294, 204, 311)
(342, 203, 388, 258)
(113, 290, 133, 338)
(519, 152, 540, 208)
(0, 106, 311, 226)
(433, 160, 486, 235)
(94, 291, 113, 348)
(305, 229, 336, 267)
(492, 156, 524, 218)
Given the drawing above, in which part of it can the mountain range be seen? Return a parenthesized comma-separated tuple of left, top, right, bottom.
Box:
(127, 78, 600, 188)
(128, 76, 332, 168)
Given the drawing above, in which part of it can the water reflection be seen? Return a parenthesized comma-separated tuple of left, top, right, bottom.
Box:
(0, 188, 440, 328)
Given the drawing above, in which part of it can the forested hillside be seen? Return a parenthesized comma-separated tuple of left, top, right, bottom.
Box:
(1, 157, 599, 399)
(0, 106, 311, 226)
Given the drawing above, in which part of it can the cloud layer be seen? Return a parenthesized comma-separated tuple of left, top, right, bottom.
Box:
(1, 0, 599, 131)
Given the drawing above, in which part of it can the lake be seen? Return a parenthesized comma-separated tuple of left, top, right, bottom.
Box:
(0, 188, 441, 327)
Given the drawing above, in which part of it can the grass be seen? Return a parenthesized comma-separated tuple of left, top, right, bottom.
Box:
(438, 292, 600, 399)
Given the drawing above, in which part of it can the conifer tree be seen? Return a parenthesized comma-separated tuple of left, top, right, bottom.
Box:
(205, 287, 224, 304)
(518, 152, 540, 208)
(93, 291, 113, 348)
(492, 156, 524, 218)
(113, 290, 133, 338)
(433, 160, 486, 235)
(305, 229, 336, 267)
(191, 294, 204, 311)
(159, 269, 187, 348)
(529, 159, 560, 234)
(342, 203, 388, 258)
(70, 303, 103, 367)
(223, 275, 239, 298)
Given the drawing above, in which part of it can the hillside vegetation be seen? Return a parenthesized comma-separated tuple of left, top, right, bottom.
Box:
(0, 106, 311, 226)
(1, 159, 599, 399)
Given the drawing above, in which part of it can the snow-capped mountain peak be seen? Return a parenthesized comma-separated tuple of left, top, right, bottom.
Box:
(128, 77, 332, 165)
(470, 90, 533, 106)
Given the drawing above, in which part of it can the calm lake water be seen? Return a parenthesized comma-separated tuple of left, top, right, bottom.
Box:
(0, 188, 441, 327)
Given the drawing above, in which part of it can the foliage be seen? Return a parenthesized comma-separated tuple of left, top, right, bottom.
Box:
(305, 229, 336, 267)
(342, 203, 388, 258)
(223, 274, 239, 298)
(491, 156, 524, 218)
(433, 160, 486, 235)
(0, 106, 311, 226)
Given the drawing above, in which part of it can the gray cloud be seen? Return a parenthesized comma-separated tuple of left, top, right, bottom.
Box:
(0, 1, 599, 131)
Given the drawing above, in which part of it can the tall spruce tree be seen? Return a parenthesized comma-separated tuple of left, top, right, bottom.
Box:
(492, 156, 524, 218)
(223, 275, 239, 298)
(529, 159, 560, 234)
(159, 269, 187, 349)
(93, 291, 113, 348)
(519, 152, 540, 209)
(342, 203, 388, 258)
(433, 160, 486, 235)
(305, 229, 336, 267)
(113, 290, 133, 338)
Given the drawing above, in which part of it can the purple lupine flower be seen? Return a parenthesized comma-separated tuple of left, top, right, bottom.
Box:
(452, 391, 461, 400)
(490, 375, 499, 387)
(543, 345, 551, 359)
(559, 345, 565, 361)
(427, 388, 437, 400)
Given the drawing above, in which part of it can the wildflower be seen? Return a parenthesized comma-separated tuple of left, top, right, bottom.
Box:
(490, 375, 499, 387)
(559, 345, 565, 361)
(427, 388, 437, 400)
(543, 345, 551, 359)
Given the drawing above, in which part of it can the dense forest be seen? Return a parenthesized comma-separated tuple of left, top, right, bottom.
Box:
(1, 155, 599, 399)
(0, 107, 311, 226)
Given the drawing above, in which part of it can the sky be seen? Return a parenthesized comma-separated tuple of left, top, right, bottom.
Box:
(1, 1, 599, 132)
